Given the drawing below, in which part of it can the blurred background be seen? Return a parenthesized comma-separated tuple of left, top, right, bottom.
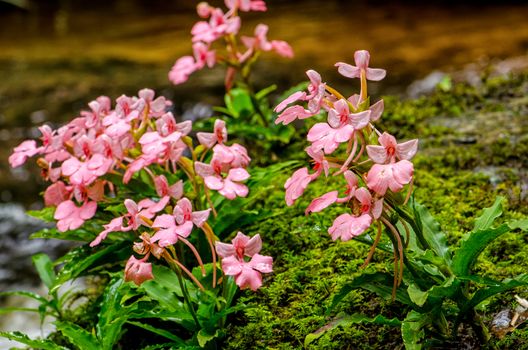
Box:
(0, 0, 527, 290)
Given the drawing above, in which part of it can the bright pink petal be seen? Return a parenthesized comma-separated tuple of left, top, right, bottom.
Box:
(305, 191, 338, 215)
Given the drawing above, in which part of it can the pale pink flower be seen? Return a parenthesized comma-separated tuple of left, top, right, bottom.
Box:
(154, 175, 183, 199)
(225, 0, 267, 12)
(90, 217, 129, 247)
(9, 140, 43, 168)
(242, 24, 273, 52)
(275, 105, 313, 125)
(124, 255, 154, 286)
(61, 154, 112, 186)
(196, 162, 250, 200)
(336, 50, 386, 81)
(327, 99, 370, 130)
(274, 91, 306, 113)
(54, 200, 97, 232)
(197, 2, 214, 18)
(168, 56, 197, 85)
(354, 187, 384, 220)
(348, 94, 385, 122)
(191, 9, 240, 43)
(366, 160, 414, 196)
(193, 42, 216, 69)
(305, 191, 338, 215)
(271, 40, 294, 58)
(197, 119, 228, 148)
(139, 130, 182, 157)
(215, 232, 262, 259)
(44, 181, 72, 206)
(284, 167, 313, 206)
(138, 88, 171, 117)
(221, 254, 272, 291)
(328, 213, 372, 241)
(366, 132, 418, 164)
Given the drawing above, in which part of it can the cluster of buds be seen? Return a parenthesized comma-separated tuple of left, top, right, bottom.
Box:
(276, 50, 418, 283)
(9, 89, 272, 290)
(169, 0, 293, 88)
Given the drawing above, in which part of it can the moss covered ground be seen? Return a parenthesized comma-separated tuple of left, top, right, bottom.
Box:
(223, 73, 528, 349)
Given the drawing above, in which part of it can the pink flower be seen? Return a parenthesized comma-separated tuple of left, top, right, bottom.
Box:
(274, 91, 306, 113)
(284, 167, 313, 206)
(193, 42, 216, 69)
(124, 255, 154, 286)
(328, 213, 372, 241)
(305, 191, 338, 215)
(54, 200, 97, 232)
(215, 232, 262, 259)
(138, 88, 171, 117)
(196, 162, 250, 200)
(139, 130, 182, 157)
(61, 154, 112, 186)
(197, 2, 214, 18)
(327, 99, 370, 130)
(271, 40, 294, 58)
(366, 132, 418, 164)
(44, 181, 72, 206)
(90, 217, 129, 247)
(225, 0, 267, 12)
(191, 9, 240, 43)
(275, 105, 313, 125)
(168, 56, 197, 85)
(221, 254, 272, 291)
(197, 119, 228, 148)
(366, 160, 414, 196)
(307, 122, 354, 154)
(335, 50, 386, 81)
(242, 24, 273, 52)
(154, 175, 183, 199)
(9, 140, 43, 168)
(354, 187, 384, 219)
(216, 232, 272, 291)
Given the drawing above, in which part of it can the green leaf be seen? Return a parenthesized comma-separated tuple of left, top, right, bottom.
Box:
(451, 224, 510, 276)
(54, 321, 100, 350)
(401, 310, 428, 350)
(412, 200, 450, 263)
(255, 84, 277, 100)
(0, 331, 67, 350)
(509, 218, 528, 231)
(473, 196, 503, 232)
(51, 241, 129, 293)
(0, 290, 48, 304)
(32, 253, 56, 289)
(96, 278, 130, 349)
(407, 284, 428, 307)
(197, 329, 217, 347)
(463, 274, 528, 313)
(305, 313, 401, 347)
(27, 207, 55, 222)
(31, 227, 95, 242)
(224, 88, 254, 118)
(126, 320, 187, 344)
(328, 272, 414, 313)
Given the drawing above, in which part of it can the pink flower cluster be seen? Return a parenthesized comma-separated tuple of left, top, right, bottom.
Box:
(9, 89, 272, 290)
(169, 0, 293, 86)
(276, 50, 418, 241)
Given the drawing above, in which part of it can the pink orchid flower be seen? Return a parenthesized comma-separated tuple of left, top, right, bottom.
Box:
(225, 0, 267, 12)
(221, 253, 273, 291)
(124, 255, 154, 286)
(54, 200, 97, 232)
(154, 175, 183, 199)
(196, 162, 250, 200)
(44, 181, 72, 206)
(336, 50, 386, 81)
(138, 88, 171, 117)
(61, 154, 113, 186)
(9, 140, 43, 168)
(168, 56, 198, 85)
(197, 119, 228, 148)
(366, 132, 419, 164)
(366, 160, 414, 196)
(284, 167, 315, 206)
(139, 130, 182, 157)
(191, 8, 240, 43)
(304, 170, 359, 215)
(348, 94, 384, 122)
(328, 213, 372, 242)
(354, 187, 384, 220)
(156, 114, 192, 137)
(151, 198, 211, 247)
(89, 216, 129, 247)
(216, 232, 272, 291)
(193, 42, 216, 69)
(215, 232, 262, 259)
(242, 24, 273, 52)
(275, 105, 313, 125)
